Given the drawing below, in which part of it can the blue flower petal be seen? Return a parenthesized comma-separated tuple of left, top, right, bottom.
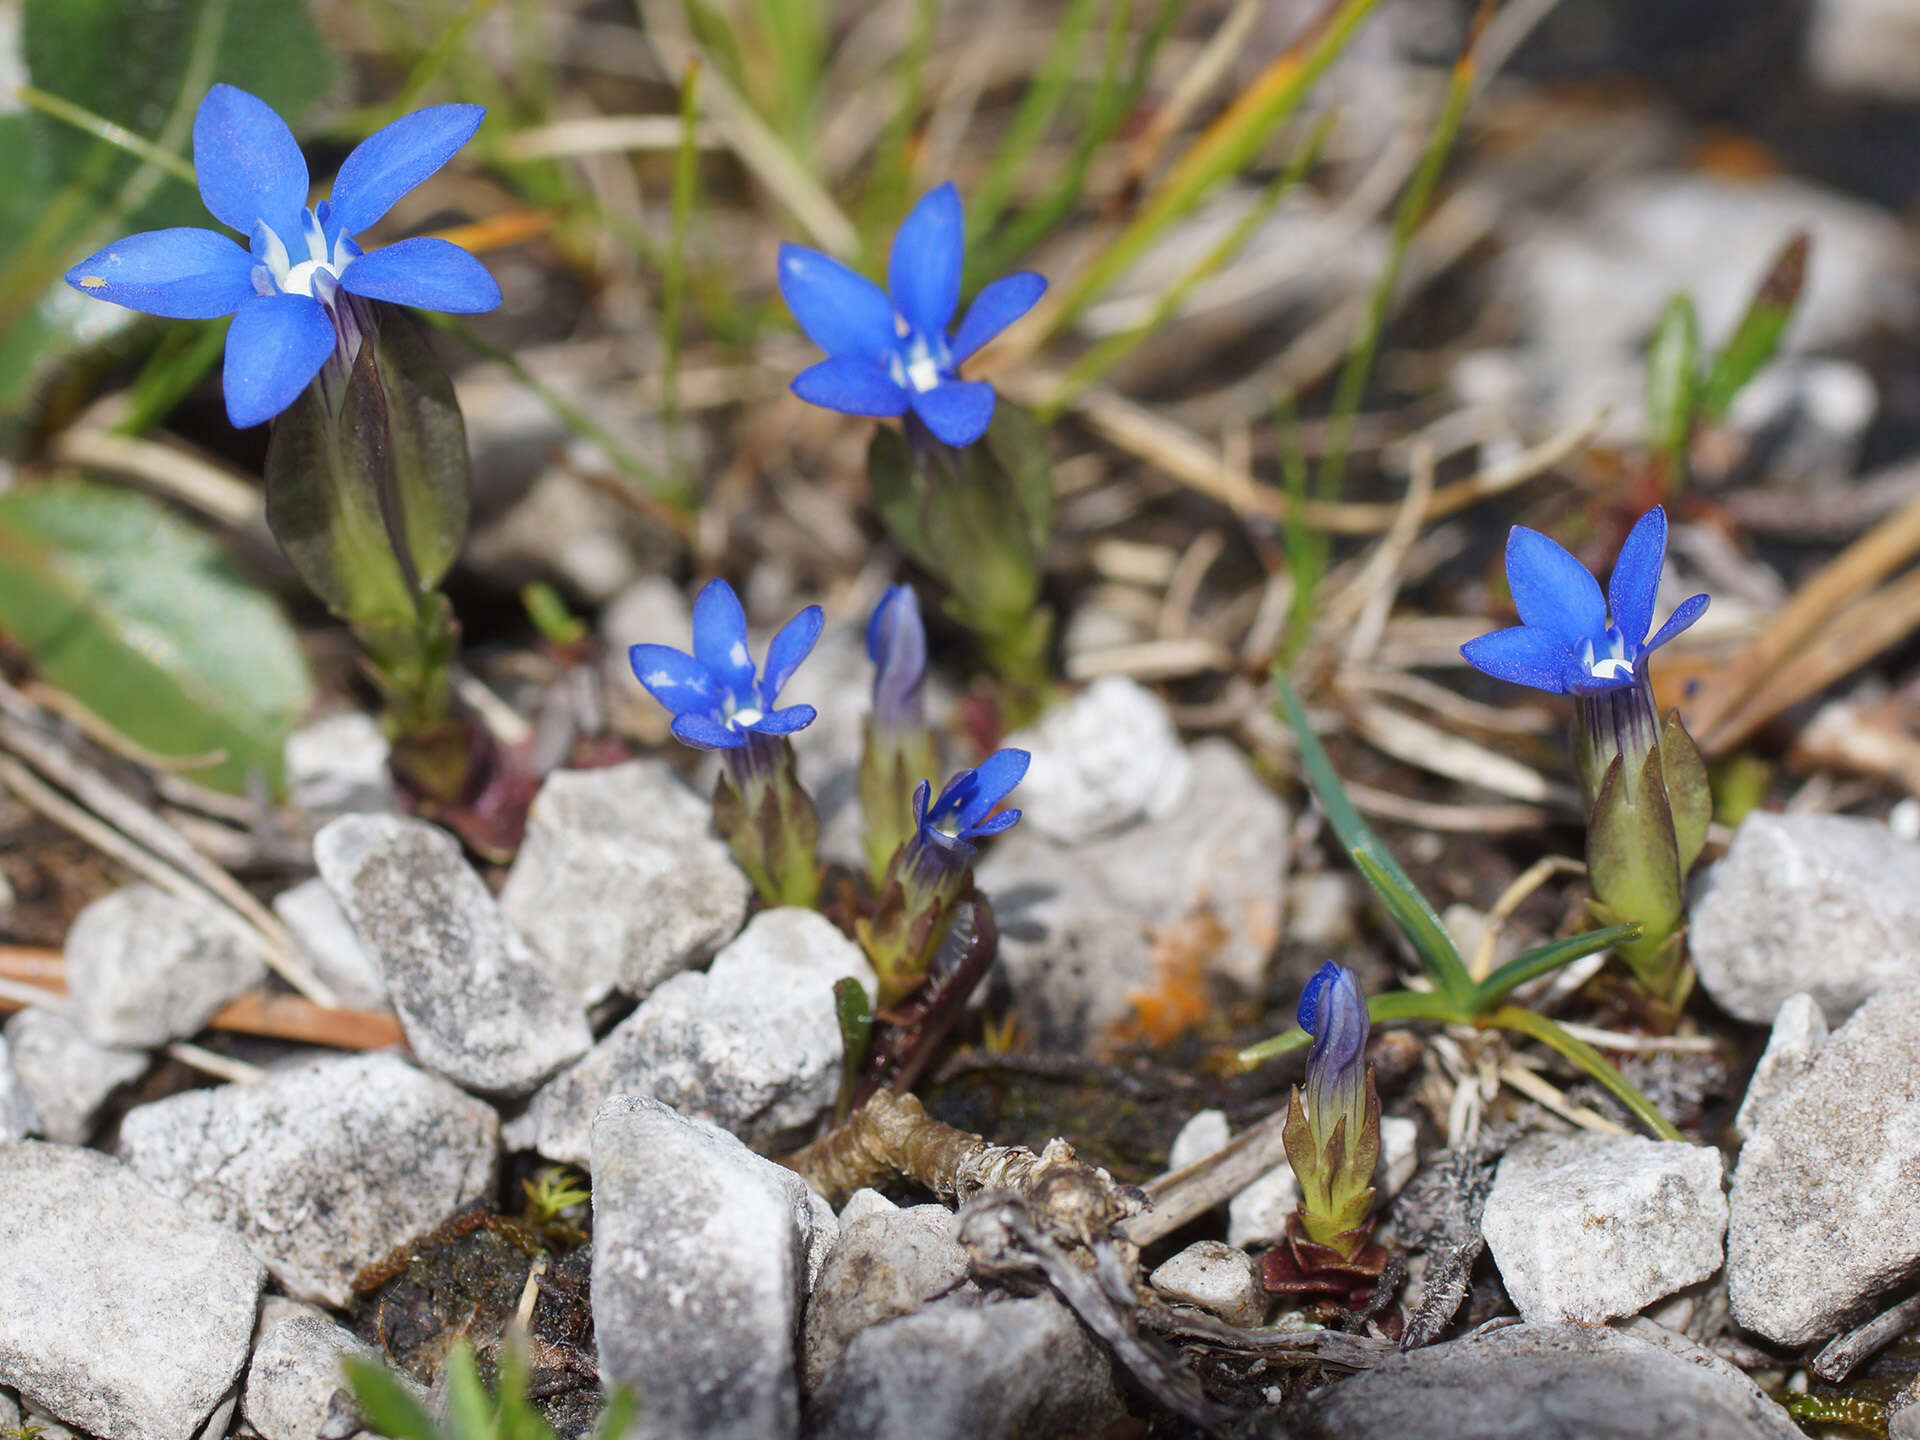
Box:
(222, 293, 337, 428)
(1460, 625, 1577, 695)
(628, 643, 719, 715)
(1645, 591, 1710, 654)
(908, 378, 996, 447)
(326, 104, 486, 240)
(960, 748, 1030, 827)
(193, 86, 311, 252)
(910, 779, 932, 830)
(888, 183, 963, 339)
(778, 245, 897, 365)
(1505, 525, 1606, 648)
(1297, 959, 1343, 1034)
(791, 357, 909, 417)
(1309, 965, 1368, 1078)
(690, 578, 757, 699)
(760, 605, 824, 707)
(748, 704, 817, 736)
(671, 711, 744, 750)
(950, 271, 1046, 364)
(961, 806, 1020, 842)
(339, 237, 502, 312)
(65, 228, 256, 319)
(1609, 506, 1667, 647)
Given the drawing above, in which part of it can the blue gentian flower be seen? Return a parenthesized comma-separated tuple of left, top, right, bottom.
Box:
(65, 84, 501, 429)
(777, 183, 1046, 448)
(629, 578, 823, 750)
(1299, 961, 1368, 1141)
(1460, 506, 1708, 695)
(867, 584, 928, 732)
(912, 748, 1029, 858)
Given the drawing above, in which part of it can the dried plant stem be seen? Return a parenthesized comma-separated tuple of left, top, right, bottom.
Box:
(783, 1089, 1085, 1207)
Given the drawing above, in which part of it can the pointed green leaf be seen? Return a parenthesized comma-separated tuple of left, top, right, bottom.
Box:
(1700, 231, 1809, 420)
(442, 1342, 494, 1440)
(1644, 292, 1698, 476)
(0, 478, 313, 793)
(1659, 709, 1712, 877)
(596, 1389, 642, 1440)
(1476, 922, 1642, 1008)
(1487, 1003, 1681, 1140)
(341, 1357, 439, 1440)
(1585, 750, 1682, 939)
(367, 305, 471, 595)
(1273, 671, 1475, 1005)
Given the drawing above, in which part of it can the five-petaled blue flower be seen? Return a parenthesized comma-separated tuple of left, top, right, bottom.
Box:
(912, 748, 1029, 857)
(1299, 961, 1368, 1135)
(778, 183, 1046, 448)
(629, 578, 823, 750)
(65, 84, 502, 429)
(867, 583, 928, 733)
(1460, 506, 1708, 696)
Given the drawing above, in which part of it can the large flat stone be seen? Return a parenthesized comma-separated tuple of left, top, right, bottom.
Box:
(118, 1053, 498, 1306)
(0, 1142, 264, 1440)
(315, 814, 590, 1096)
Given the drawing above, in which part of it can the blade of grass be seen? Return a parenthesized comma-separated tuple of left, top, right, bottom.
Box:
(1237, 986, 1462, 1065)
(113, 318, 231, 436)
(1475, 922, 1641, 1008)
(1272, 669, 1476, 1006)
(1488, 1004, 1681, 1140)
(967, 0, 1106, 246)
(1040, 0, 1386, 336)
(752, 0, 828, 156)
(663, 59, 702, 470)
(15, 87, 199, 186)
(1039, 111, 1332, 419)
(970, 0, 1186, 285)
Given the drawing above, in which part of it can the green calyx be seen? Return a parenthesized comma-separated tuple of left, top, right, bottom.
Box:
(712, 740, 821, 909)
(1285, 1063, 1381, 1258)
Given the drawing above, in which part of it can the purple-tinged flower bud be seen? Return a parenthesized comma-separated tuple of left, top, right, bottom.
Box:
(1300, 962, 1369, 1160)
(867, 584, 928, 732)
(1283, 962, 1380, 1259)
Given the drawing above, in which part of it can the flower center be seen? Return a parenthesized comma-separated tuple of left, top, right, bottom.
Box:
(887, 325, 950, 394)
(728, 704, 764, 729)
(253, 209, 357, 300)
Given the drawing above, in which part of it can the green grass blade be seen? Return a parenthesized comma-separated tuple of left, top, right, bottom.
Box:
(1042, 0, 1385, 334)
(1475, 922, 1642, 1009)
(1238, 986, 1462, 1066)
(15, 86, 198, 185)
(1699, 230, 1809, 421)
(1039, 111, 1332, 419)
(967, 0, 1105, 246)
(1487, 1004, 1682, 1141)
(1272, 669, 1475, 1004)
(662, 59, 701, 465)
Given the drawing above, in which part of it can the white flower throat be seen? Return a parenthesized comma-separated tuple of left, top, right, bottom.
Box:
(253, 211, 357, 300)
(1580, 626, 1635, 682)
(887, 314, 948, 394)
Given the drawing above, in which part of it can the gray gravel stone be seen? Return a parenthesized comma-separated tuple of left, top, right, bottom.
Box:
(1227, 1161, 1302, 1250)
(118, 1053, 497, 1306)
(3, 1008, 146, 1145)
(1291, 1322, 1800, 1439)
(803, 1205, 970, 1389)
(1734, 992, 1828, 1142)
(592, 1095, 827, 1440)
(315, 814, 591, 1096)
(243, 1313, 412, 1440)
(498, 760, 749, 1005)
(1691, 812, 1920, 1024)
(980, 737, 1286, 1048)
(272, 879, 387, 1011)
(1892, 1393, 1920, 1440)
(284, 713, 394, 815)
(1002, 676, 1191, 845)
(808, 1293, 1125, 1440)
(0, 1142, 264, 1440)
(0, 1036, 35, 1141)
(1149, 1240, 1265, 1326)
(64, 884, 265, 1048)
(1481, 1133, 1727, 1325)
(600, 577, 693, 744)
(0, 1392, 17, 1430)
(838, 1188, 899, 1226)
(1380, 1115, 1420, 1199)
(1167, 1108, 1230, 1170)
(1729, 985, 1920, 1346)
(509, 907, 874, 1163)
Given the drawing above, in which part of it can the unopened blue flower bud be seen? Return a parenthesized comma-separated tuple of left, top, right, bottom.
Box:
(1284, 962, 1380, 1259)
(860, 585, 941, 884)
(868, 584, 928, 732)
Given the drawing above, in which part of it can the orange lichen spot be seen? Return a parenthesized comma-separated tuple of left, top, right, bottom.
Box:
(1113, 906, 1226, 1048)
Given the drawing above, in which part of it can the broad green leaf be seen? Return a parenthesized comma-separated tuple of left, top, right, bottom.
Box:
(0, 478, 313, 795)
(1644, 292, 1698, 477)
(1699, 231, 1809, 421)
(1271, 671, 1475, 1006)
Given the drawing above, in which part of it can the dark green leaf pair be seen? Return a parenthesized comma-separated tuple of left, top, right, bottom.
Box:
(345, 1339, 639, 1440)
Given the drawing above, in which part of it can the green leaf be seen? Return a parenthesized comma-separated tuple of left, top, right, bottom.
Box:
(442, 1343, 495, 1440)
(834, 976, 874, 1076)
(1643, 293, 1698, 478)
(1487, 1003, 1682, 1140)
(1699, 231, 1809, 421)
(341, 1357, 439, 1440)
(1476, 922, 1642, 1008)
(1271, 671, 1476, 1006)
(1584, 749, 1682, 942)
(0, 479, 313, 794)
(1659, 709, 1711, 878)
(596, 1389, 642, 1440)
(367, 306, 472, 595)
